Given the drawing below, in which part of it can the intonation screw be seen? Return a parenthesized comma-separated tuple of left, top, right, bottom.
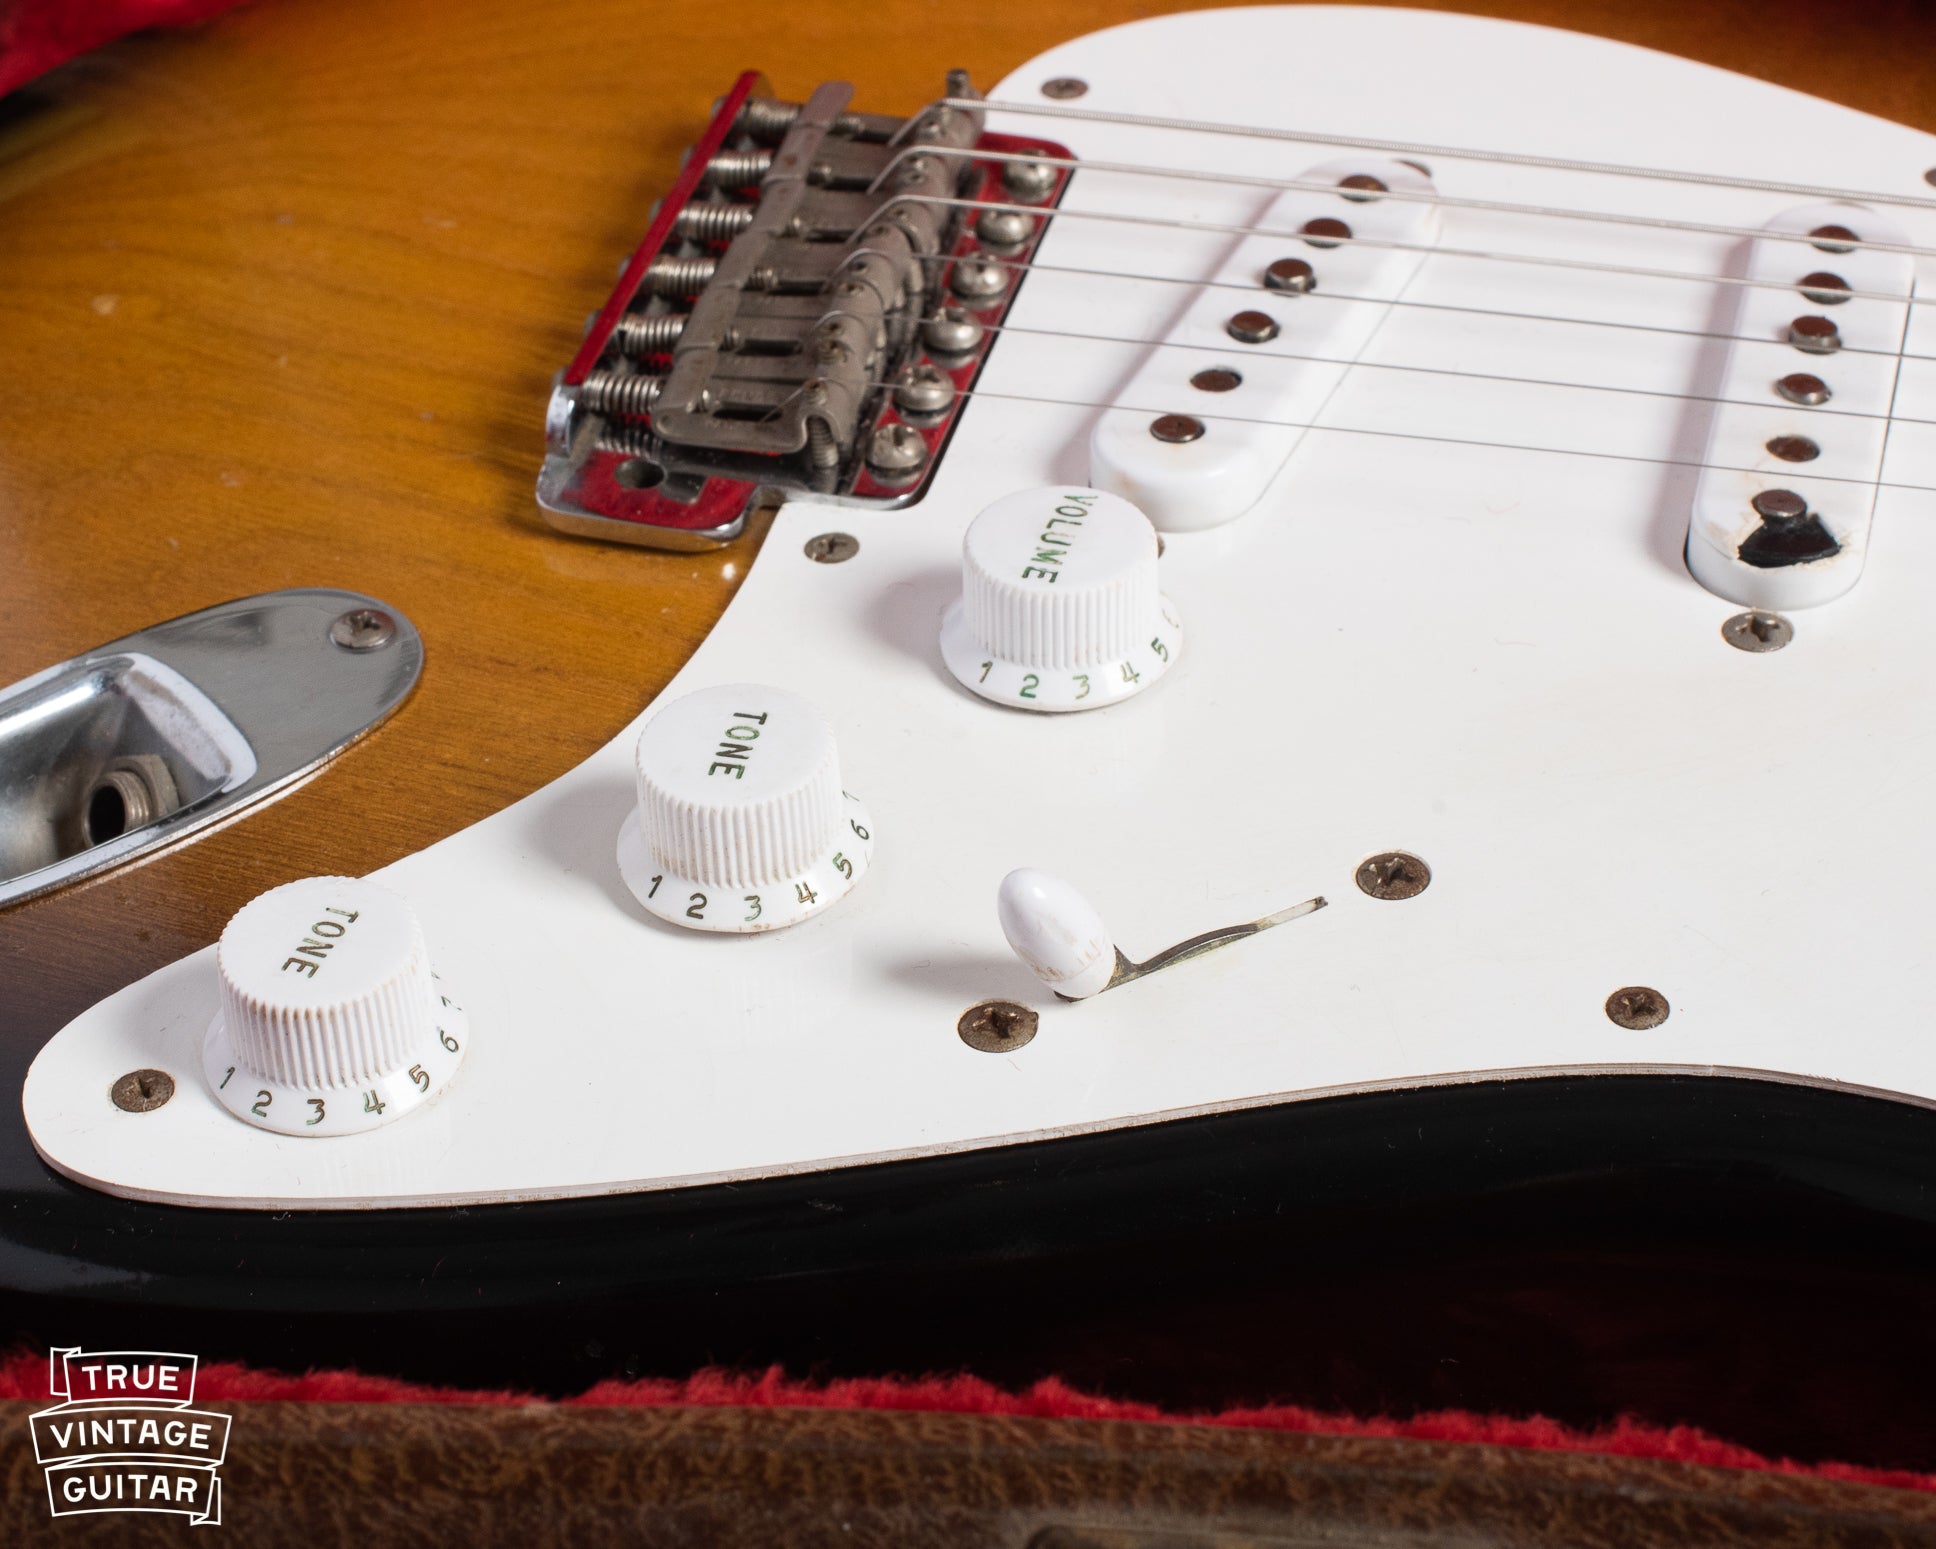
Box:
(1356, 851, 1430, 900)
(958, 1000, 1039, 1052)
(1226, 310, 1280, 344)
(1776, 372, 1831, 406)
(1150, 413, 1205, 443)
(1041, 77, 1088, 100)
(894, 361, 957, 420)
(922, 307, 985, 356)
(1605, 986, 1670, 1030)
(111, 1069, 175, 1113)
(331, 608, 396, 652)
(1722, 610, 1793, 653)
(803, 533, 859, 564)
(1263, 258, 1317, 295)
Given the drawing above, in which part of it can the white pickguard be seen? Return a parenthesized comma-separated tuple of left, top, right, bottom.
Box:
(25, 5, 1936, 1208)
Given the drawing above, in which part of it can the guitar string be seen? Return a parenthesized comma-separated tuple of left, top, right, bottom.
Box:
(880, 193, 1936, 310)
(833, 377, 1936, 496)
(890, 314, 1936, 432)
(868, 146, 1936, 264)
(913, 95, 1936, 214)
(945, 255, 1925, 366)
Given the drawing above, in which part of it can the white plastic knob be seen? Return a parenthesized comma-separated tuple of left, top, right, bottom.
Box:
(997, 868, 1121, 999)
(617, 683, 874, 932)
(940, 487, 1180, 711)
(203, 875, 468, 1136)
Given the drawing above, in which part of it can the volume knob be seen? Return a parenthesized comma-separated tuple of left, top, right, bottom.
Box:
(617, 683, 874, 932)
(940, 486, 1181, 711)
(203, 876, 468, 1136)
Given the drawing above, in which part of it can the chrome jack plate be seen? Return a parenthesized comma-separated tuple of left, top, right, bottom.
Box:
(0, 589, 422, 908)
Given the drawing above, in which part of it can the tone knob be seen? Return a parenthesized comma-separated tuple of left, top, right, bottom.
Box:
(940, 486, 1181, 711)
(616, 683, 874, 932)
(202, 876, 468, 1136)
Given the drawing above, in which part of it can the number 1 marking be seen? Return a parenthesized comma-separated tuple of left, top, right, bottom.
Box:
(219, 1066, 235, 1090)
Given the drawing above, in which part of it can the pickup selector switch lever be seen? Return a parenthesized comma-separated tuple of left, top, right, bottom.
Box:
(618, 684, 874, 932)
(203, 876, 468, 1136)
(942, 487, 1181, 711)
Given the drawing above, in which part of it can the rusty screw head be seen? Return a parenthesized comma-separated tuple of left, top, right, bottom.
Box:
(1765, 434, 1820, 463)
(1722, 610, 1792, 653)
(1226, 310, 1281, 345)
(1263, 258, 1316, 295)
(959, 1000, 1039, 1053)
(1750, 488, 1807, 522)
(111, 1068, 175, 1113)
(1355, 851, 1430, 901)
(1041, 77, 1088, 100)
(330, 608, 396, 652)
(1605, 986, 1670, 1030)
(1796, 271, 1851, 305)
(1788, 315, 1840, 354)
(803, 532, 859, 564)
(1337, 174, 1387, 202)
(1775, 372, 1831, 407)
(1150, 413, 1205, 444)
(1301, 216, 1353, 247)
(1190, 368, 1242, 393)
(1809, 223, 1859, 253)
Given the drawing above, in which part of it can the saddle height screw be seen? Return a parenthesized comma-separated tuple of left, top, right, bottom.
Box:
(1722, 610, 1793, 652)
(1356, 851, 1431, 901)
(803, 532, 859, 564)
(1605, 986, 1670, 1030)
(958, 1000, 1039, 1053)
(111, 1069, 175, 1113)
(330, 608, 397, 652)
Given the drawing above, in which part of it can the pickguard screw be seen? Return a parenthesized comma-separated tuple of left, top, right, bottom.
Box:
(330, 608, 396, 652)
(1041, 77, 1088, 99)
(1150, 413, 1205, 443)
(1605, 986, 1669, 1030)
(1356, 851, 1430, 901)
(804, 532, 859, 564)
(1722, 610, 1792, 652)
(1808, 223, 1859, 253)
(1301, 216, 1352, 247)
(1190, 368, 1241, 393)
(111, 1068, 175, 1113)
(1926, 169, 1936, 188)
(1226, 310, 1281, 344)
(959, 1000, 1039, 1052)
(1337, 174, 1387, 202)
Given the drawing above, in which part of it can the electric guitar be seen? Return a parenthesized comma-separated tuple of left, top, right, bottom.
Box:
(4, 0, 1936, 1470)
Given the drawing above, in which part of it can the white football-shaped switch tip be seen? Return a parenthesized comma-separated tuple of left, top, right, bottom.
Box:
(997, 868, 1119, 1000)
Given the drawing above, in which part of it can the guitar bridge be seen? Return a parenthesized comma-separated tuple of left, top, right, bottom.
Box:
(537, 71, 1072, 549)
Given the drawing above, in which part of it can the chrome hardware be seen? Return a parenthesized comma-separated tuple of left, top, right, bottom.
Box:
(0, 590, 421, 908)
(1262, 257, 1317, 293)
(701, 148, 774, 187)
(672, 202, 758, 242)
(893, 362, 957, 419)
(610, 313, 689, 356)
(1787, 314, 1840, 353)
(579, 371, 666, 418)
(1775, 372, 1831, 406)
(922, 307, 985, 355)
(1226, 309, 1281, 344)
